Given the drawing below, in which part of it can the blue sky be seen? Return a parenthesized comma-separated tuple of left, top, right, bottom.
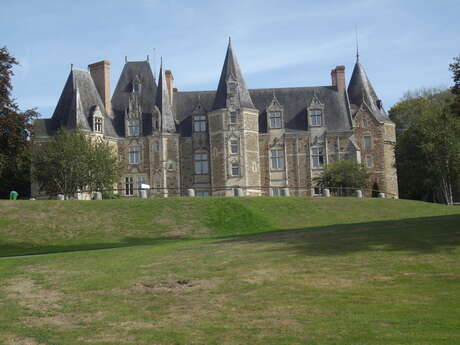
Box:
(2, 0, 459, 118)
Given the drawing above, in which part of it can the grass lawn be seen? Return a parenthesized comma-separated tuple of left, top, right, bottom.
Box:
(0, 197, 459, 345)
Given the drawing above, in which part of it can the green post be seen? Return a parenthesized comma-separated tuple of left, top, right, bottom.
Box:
(9, 191, 19, 200)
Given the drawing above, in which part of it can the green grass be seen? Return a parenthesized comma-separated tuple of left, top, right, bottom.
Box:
(0, 197, 459, 344)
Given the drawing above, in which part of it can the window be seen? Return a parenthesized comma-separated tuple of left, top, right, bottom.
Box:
(230, 139, 239, 154)
(194, 115, 206, 132)
(311, 147, 324, 168)
(194, 151, 208, 174)
(167, 160, 175, 171)
(272, 187, 286, 196)
(125, 177, 134, 196)
(311, 109, 322, 127)
(270, 149, 284, 170)
(365, 154, 373, 168)
(228, 81, 237, 94)
(152, 116, 159, 131)
(196, 191, 209, 197)
(138, 175, 147, 186)
(229, 111, 237, 124)
(128, 146, 141, 164)
(362, 119, 369, 128)
(153, 141, 160, 152)
(363, 135, 372, 149)
(94, 117, 103, 132)
(133, 82, 141, 94)
(231, 162, 240, 176)
(269, 111, 282, 129)
(128, 119, 140, 136)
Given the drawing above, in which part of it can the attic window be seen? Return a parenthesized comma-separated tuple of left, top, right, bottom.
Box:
(269, 111, 282, 129)
(310, 109, 322, 127)
(193, 115, 206, 132)
(128, 119, 140, 136)
(228, 81, 237, 95)
(94, 117, 103, 132)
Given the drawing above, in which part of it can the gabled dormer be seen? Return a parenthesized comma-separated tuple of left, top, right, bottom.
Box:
(192, 100, 207, 133)
(125, 93, 142, 137)
(91, 105, 104, 134)
(307, 95, 325, 128)
(266, 93, 284, 130)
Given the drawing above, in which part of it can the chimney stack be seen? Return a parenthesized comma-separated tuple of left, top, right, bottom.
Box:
(88, 60, 111, 115)
(332, 65, 346, 93)
(165, 70, 174, 105)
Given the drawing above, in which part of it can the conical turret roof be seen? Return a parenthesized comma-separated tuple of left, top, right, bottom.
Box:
(212, 39, 255, 110)
(347, 60, 391, 122)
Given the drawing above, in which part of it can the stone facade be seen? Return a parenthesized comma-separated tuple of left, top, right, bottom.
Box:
(32, 40, 398, 198)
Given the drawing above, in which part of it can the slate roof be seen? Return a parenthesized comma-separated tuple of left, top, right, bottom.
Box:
(111, 61, 157, 136)
(347, 60, 392, 123)
(174, 86, 352, 136)
(212, 39, 256, 110)
(34, 69, 118, 137)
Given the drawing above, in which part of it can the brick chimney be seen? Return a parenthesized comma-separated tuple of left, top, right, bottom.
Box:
(165, 70, 174, 105)
(333, 65, 346, 93)
(88, 60, 111, 115)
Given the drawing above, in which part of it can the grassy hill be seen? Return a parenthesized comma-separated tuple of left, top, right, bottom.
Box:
(0, 197, 459, 345)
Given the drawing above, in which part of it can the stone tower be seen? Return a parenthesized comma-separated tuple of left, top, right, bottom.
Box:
(348, 57, 398, 197)
(208, 39, 261, 196)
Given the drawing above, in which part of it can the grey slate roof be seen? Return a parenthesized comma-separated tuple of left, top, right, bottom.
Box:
(174, 86, 352, 136)
(155, 63, 177, 132)
(34, 69, 118, 137)
(111, 61, 158, 136)
(347, 60, 392, 123)
(212, 40, 256, 110)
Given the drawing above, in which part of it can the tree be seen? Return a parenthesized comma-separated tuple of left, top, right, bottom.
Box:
(33, 129, 120, 198)
(0, 46, 39, 198)
(391, 90, 460, 204)
(314, 160, 369, 196)
(449, 54, 460, 116)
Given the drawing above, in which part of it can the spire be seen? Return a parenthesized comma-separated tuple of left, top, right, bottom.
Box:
(347, 60, 381, 113)
(155, 60, 176, 132)
(355, 27, 360, 62)
(212, 39, 255, 110)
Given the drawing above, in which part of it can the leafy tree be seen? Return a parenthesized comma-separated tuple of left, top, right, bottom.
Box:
(0, 47, 39, 198)
(449, 54, 460, 116)
(33, 129, 120, 198)
(392, 90, 460, 204)
(314, 160, 369, 196)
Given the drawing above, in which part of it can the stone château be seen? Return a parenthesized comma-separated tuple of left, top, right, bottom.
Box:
(32, 40, 398, 198)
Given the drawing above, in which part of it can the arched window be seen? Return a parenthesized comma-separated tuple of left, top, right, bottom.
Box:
(194, 151, 208, 174)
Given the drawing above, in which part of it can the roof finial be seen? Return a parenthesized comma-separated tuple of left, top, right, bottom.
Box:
(160, 56, 163, 67)
(71, 63, 73, 70)
(355, 26, 360, 62)
(228, 36, 231, 45)
(146, 54, 149, 62)
(125, 56, 127, 63)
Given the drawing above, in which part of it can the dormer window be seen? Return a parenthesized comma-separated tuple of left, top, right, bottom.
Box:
(227, 81, 237, 95)
(269, 111, 282, 129)
(310, 109, 323, 127)
(94, 116, 103, 133)
(133, 76, 142, 94)
(128, 119, 140, 136)
(193, 114, 206, 132)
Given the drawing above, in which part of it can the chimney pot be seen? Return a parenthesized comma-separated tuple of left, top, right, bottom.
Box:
(334, 65, 346, 93)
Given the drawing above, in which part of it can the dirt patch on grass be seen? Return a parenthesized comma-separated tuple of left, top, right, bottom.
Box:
(4, 277, 62, 312)
(1, 335, 43, 345)
(131, 277, 222, 294)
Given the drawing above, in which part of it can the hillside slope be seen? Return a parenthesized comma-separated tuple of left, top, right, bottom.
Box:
(0, 197, 459, 345)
